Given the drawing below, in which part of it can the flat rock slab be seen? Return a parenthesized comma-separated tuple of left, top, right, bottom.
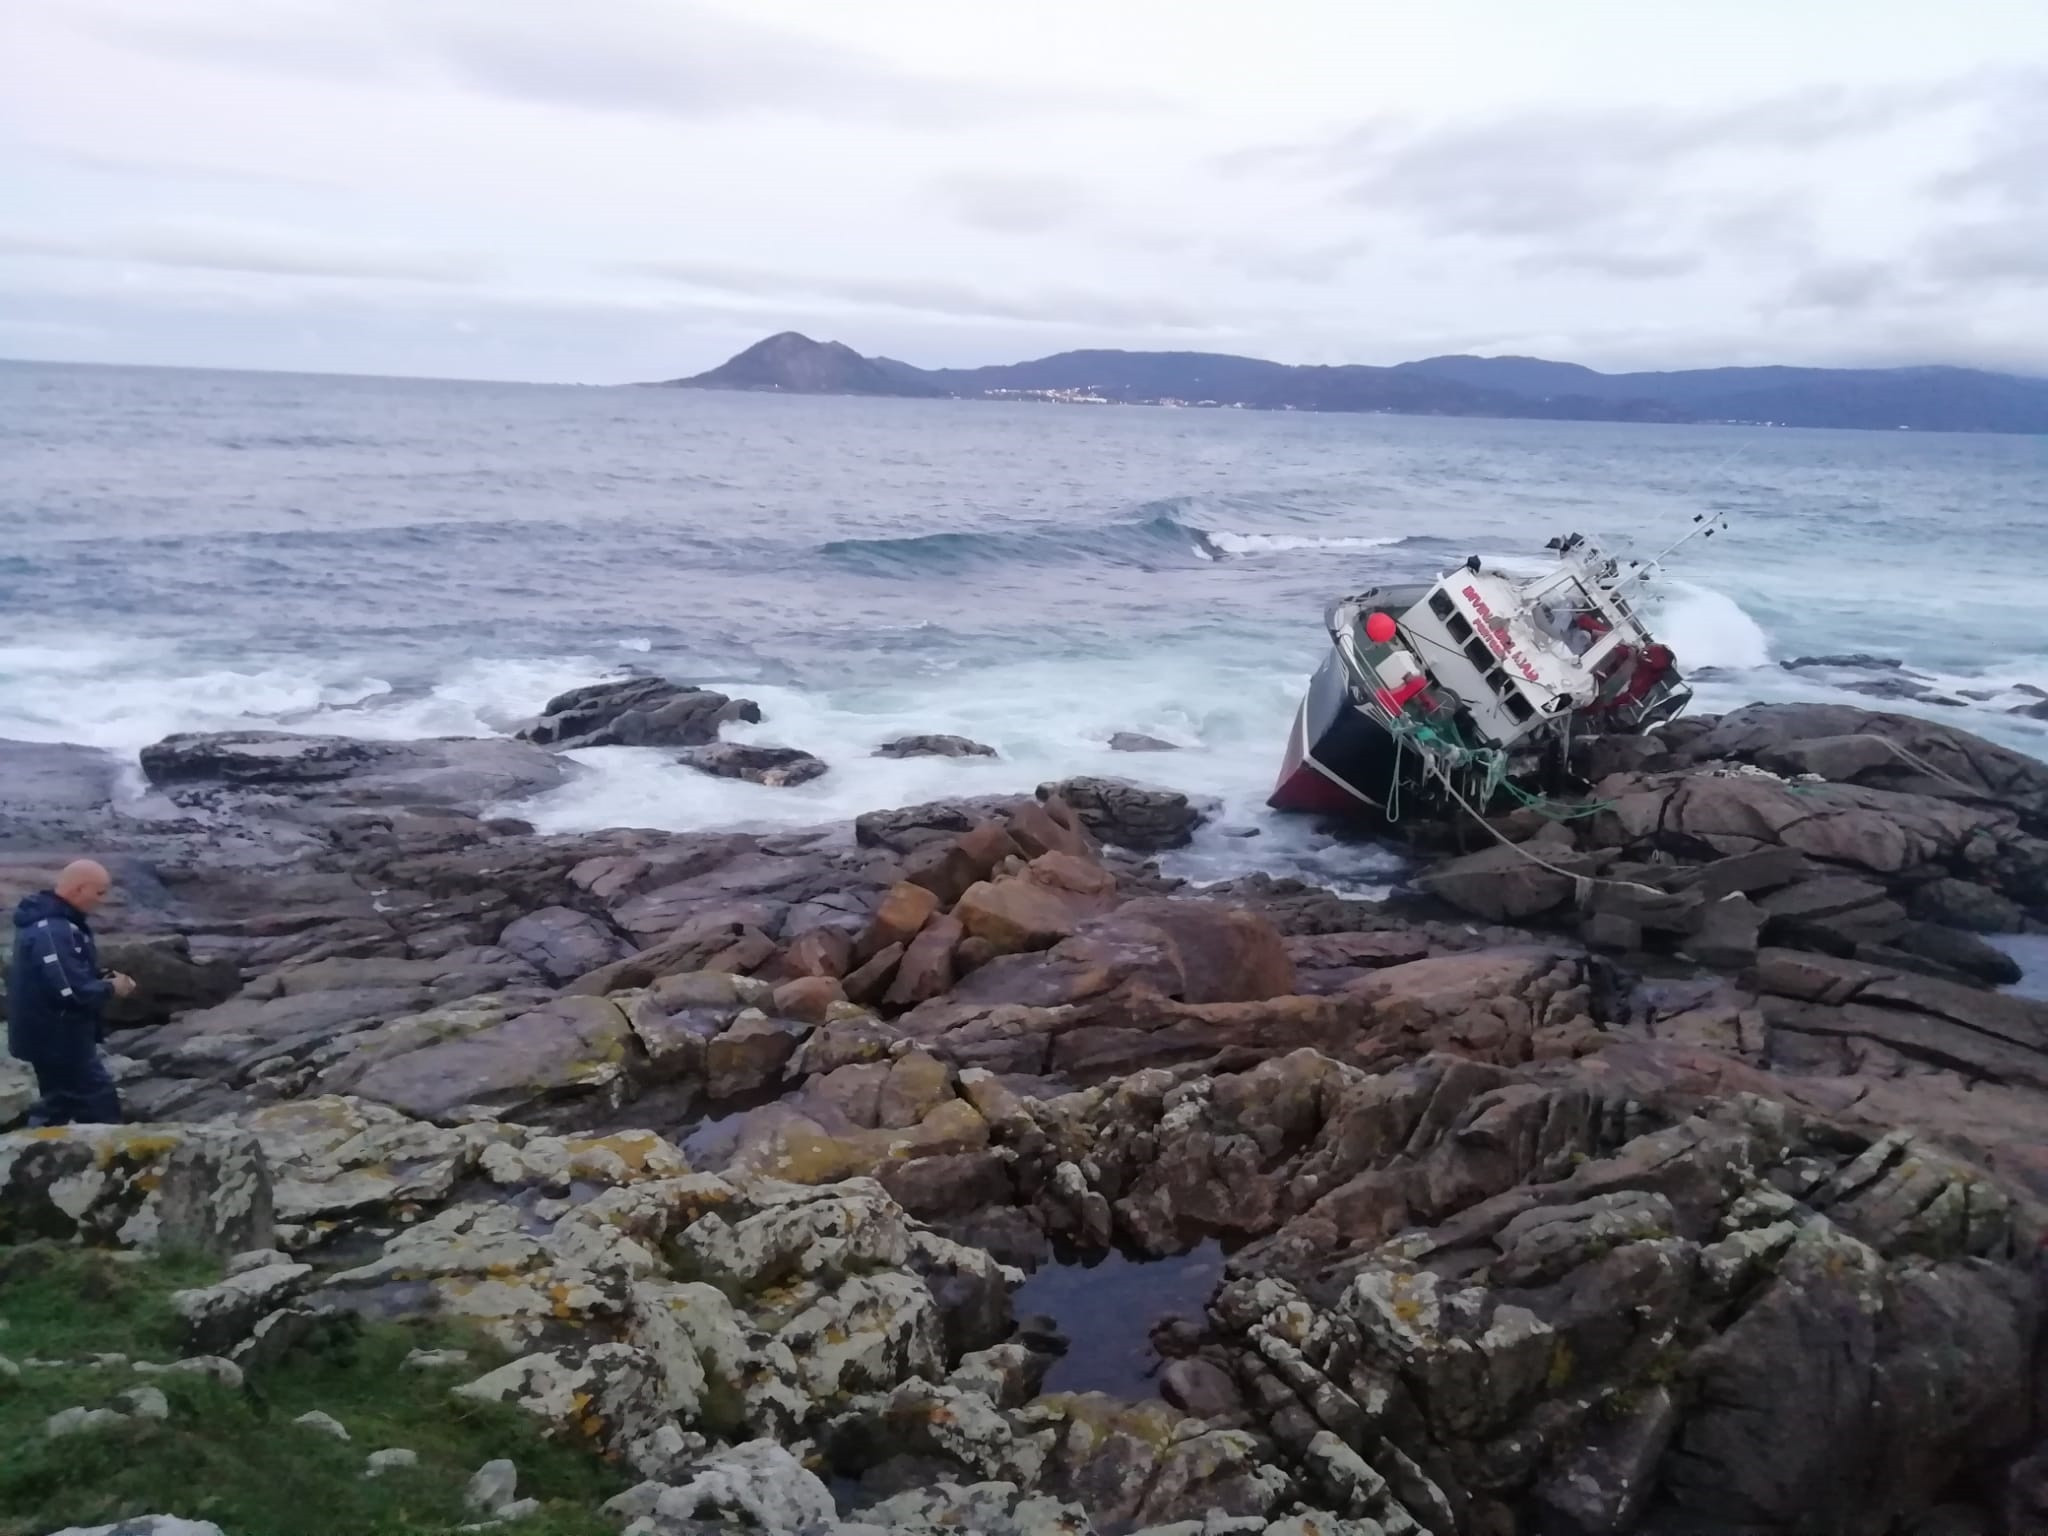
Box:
(346, 996, 637, 1122)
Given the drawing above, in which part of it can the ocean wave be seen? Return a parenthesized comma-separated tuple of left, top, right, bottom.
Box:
(1652, 580, 1775, 671)
(819, 509, 1432, 574)
(819, 512, 1220, 574)
(0, 640, 601, 754)
(1201, 531, 1407, 556)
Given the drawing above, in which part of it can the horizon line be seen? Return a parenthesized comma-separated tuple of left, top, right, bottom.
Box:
(6, 338, 2046, 392)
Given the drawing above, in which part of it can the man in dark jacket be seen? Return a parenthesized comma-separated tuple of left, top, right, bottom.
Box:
(7, 860, 135, 1126)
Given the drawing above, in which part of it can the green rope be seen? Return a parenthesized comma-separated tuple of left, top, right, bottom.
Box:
(1383, 708, 1614, 821)
(1384, 728, 1403, 823)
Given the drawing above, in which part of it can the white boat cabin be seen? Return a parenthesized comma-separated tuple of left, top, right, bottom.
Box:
(1389, 538, 1685, 750)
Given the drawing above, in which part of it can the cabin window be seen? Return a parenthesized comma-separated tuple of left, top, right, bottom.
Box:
(1463, 638, 1494, 673)
(1503, 687, 1535, 724)
(1428, 590, 1455, 619)
(1445, 612, 1473, 643)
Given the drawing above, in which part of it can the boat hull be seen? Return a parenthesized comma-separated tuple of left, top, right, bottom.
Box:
(1267, 645, 1415, 816)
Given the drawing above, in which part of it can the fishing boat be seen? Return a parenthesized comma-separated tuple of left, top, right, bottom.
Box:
(1269, 517, 1725, 822)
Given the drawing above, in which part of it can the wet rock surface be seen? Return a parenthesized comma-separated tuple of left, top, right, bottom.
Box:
(8, 696, 2048, 1534)
(874, 735, 998, 759)
(678, 742, 830, 787)
(519, 676, 761, 750)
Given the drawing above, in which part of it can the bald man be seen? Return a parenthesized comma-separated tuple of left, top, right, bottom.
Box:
(7, 860, 135, 1127)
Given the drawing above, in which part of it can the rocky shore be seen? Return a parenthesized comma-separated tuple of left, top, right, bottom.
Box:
(5, 677, 2048, 1536)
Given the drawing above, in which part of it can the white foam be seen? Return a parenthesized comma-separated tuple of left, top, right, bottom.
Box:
(0, 639, 602, 754)
(508, 655, 1402, 889)
(1205, 531, 1402, 555)
(1652, 580, 1774, 671)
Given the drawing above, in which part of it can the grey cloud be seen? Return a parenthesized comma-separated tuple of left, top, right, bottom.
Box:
(71, 0, 1124, 126)
(0, 226, 484, 284)
(1229, 78, 1986, 247)
(61, 0, 394, 82)
(928, 173, 1099, 236)
(1930, 77, 2048, 209)
(1702, 193, 1815, 256)
(1212, 238, 1372, 284)
(1922, 219, 2048, 288)
(1516, 249, 1703, 281)
(1782, 261, 1901, 311)
(30, 144, 342, 193)
(626, 259, 1220, 332)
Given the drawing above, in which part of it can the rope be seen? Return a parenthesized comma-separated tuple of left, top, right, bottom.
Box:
(1413, 727, 1988, 909)
(1384, 727, 1404, 824)
(1835, 732, 1989, 798)
(1427, 767, 1674, 903)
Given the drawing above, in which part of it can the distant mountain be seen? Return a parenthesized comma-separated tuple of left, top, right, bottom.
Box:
(1396, 355, 2048, 431)
(654, 332, 942, 396)
(652, 333, 2048, 433)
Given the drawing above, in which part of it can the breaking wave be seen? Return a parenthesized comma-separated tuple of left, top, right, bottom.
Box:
(820, 510, 1424, 574)
(1200, 531, 1407, 556)
(819, 513, 1211, 574)
(1653, 580, 1775, 671)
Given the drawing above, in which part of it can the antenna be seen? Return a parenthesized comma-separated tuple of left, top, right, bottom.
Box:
(1609, 511, 1732, 597)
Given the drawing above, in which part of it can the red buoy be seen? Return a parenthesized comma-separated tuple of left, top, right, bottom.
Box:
(1365, 611, 1398, 644)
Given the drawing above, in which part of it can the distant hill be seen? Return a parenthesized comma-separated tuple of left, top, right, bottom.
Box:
(649, 333, 2048, 433)
(655, 332, 942, 396)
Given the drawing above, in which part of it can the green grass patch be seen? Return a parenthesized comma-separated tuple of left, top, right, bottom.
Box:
(0, 1244, 630, 1536)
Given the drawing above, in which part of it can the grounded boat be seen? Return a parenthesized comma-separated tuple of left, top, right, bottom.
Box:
(1270, 518, 1724, 822)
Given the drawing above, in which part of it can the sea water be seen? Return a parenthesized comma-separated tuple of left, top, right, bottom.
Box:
(3, 359, 2045, 888)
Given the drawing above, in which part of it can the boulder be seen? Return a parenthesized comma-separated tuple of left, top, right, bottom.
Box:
(1783, 653, 1907, 671)
(678, 743, 828, 787)
(705, 1013, 806, 1099)
(877, 1150, 1013, 1219)
(174, 1262, 314, 1353)
(955, 863, 1118, 958)
(886, 916, 963, 1008)
(1908, 878, 2031, 934)
(855, 797, 1028, 853)
(497, 906, 628, 985)
(1419, 842, 1593, 921)
(1043, 777, 1205, 851)
(1109, 732, 1180, 752)
(0, 1125, 273, 1255)
(843, 943, 906, 1007)
(771, 976, 847, 1024)
(1160, 1358, 1244, 1419)
(1679, 703, 2048, 833)
(1006, 797, 1096, 861)
(1071, 900, 1295, 1003)
(1695, 846, 1812, 900)
(875, 734, 998, 759)
(604, 1440, 835, 1532)
(89, 935, 241, 1030)
(859, 883, 943, 962)
(628, 1004, 726, 1080)
(1687, 893, 1766, 970)
(771, 928, 855, 980)
(520, 677, 760, 750)
(1888, 923, 2023, 986)
(571, 914, 780, 994)
(903, 822, 1023, 907)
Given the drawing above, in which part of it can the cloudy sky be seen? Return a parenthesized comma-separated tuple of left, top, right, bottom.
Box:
(4, 0, 2046, 381)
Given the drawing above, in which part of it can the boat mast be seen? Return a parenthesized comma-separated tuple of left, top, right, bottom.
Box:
(1605, 511, 1733, 600)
